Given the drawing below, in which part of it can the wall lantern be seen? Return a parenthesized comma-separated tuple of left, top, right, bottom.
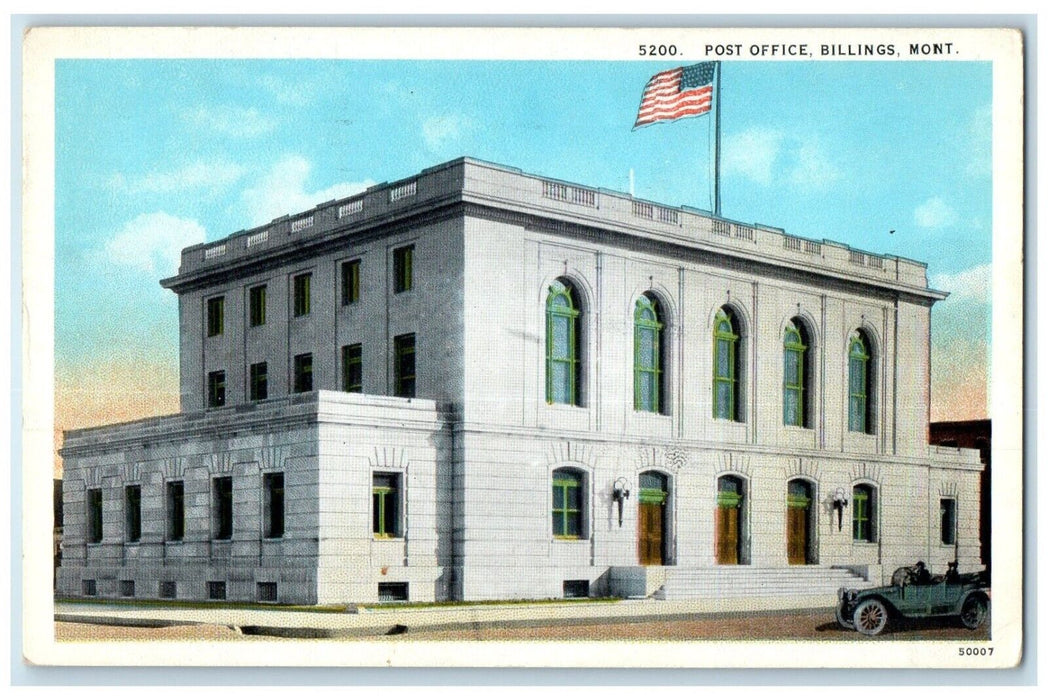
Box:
(832, 487, 849, 532)
(612, 477, 632, 528)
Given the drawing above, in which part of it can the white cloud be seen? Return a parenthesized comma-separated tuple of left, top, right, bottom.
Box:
(965, 103, 992, 178)
(101, 212, 206, 276)
(257, 75, 313, 107)
(723, 128, 839, 190)
(930, 263, 991, 304)
(422, 114, 473, 152)
(787, 140, 841, 189)
(239, 155, 374, 227)
(184, 105, 275, 138)
(723, 127, 782, 185)
(115, 161, 245, 195)
(914, 197, 959, 229)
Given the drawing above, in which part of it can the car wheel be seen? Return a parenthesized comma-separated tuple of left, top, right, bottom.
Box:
(960, 595, 989, 630)
(853, 599, 889, 636)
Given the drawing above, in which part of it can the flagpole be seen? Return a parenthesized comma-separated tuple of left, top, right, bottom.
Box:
(713, 61, 722, 217)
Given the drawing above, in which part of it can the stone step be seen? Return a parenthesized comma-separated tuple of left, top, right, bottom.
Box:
(655, 566, 870, 601)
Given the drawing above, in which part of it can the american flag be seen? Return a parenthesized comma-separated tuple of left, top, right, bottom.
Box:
(634, 62, 716, 129)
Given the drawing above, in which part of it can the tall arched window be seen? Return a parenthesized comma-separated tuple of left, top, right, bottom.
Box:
(546, 280, 580, 405)
(848, 331, 871, 433)
(634, 294, 664, 413)
(783, 320, 809, 427)
(713, 308, 740, 421)
(551, 468, 584, 539)
(852, 483, 876, 542)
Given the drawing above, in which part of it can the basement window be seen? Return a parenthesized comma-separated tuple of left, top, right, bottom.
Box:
(378, 582, 409, 602)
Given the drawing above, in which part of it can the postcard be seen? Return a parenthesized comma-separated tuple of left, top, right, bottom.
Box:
(20, 24, 1023, 669)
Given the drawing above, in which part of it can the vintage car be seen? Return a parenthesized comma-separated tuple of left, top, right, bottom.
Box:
(836, 562, 990, 636)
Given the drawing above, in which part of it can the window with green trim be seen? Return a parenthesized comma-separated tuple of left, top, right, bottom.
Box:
(639, 471, 668, 505)
(848, 332, 871, 433)
(341, 259, 361, 305)
(249, 285, 266, 327)
(940, 498, 957, 546)
(372, 473, 400, 537)
(852, 484, 875, 542)
(783, 320, 809, 427)
(546, 280, 581, 406)
(342, 343, 362, 393)
(713, 308, 739, 421)
(394, 334, 415, 398)
(293, 273, 311, 317)
(634, 294, 664, 413)
(393, 246, 413, 293)
(207, 296, 224, 337)
(552, 468, 584, 538)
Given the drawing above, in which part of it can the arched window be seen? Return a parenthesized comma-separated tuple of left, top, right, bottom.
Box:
(848, 331, 871, 433)
(783, 320, 809, 427)
(852, 483, 876, 542)
(713, 308, 740, 421)
(551, 468, 584, 539)
(634, 294, 664, 413)
(546, 280, 581, 405)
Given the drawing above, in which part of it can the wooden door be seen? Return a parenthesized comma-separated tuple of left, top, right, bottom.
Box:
(715, 506, 739, 565)
(638, 502, 664, 565)
(787, 506, 808, 565)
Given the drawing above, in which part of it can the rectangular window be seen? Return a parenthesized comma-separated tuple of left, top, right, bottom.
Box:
(249, 285, 266, 327)
(86, 488, 103, 543)
(293, 353, 313, 393)
(120, 580, 135, 598)
(125, 485, 142, 543)
(852, 486, 875, 542)
(940, 498, 958, 545)
(166, 481, 184, 541)
(393, 245, 413, 293)
(159, 581, 177, 599)
(394, 333, 416, 398)
(208, 581, 227, 600)
(377, 582, 409, 602)
(207, 296, 224, 337)
(82, 580, 97, 596)
(341, 259, 361, 305)
(263, 472, 285, 539)
(342, 344, 362, 393)
(207, 370, 226, 408)
(293, 273, 311, 317)
(372, 473, 401, 538)
(257, 582, 278, 602)
(250, 362, 268, 401)
(213, 476, 233, 540)
(552, 470, 583, 539)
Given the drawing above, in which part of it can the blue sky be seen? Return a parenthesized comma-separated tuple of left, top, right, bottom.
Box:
(53, 59, 992, 431)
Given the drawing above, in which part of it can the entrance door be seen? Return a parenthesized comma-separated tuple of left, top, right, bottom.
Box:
(715, 505, 740, 564)
(638, 503, 664, 565)
(715, 475, 744, 565)
(786, 480, 812, 565)
(638, 471, 668, 565)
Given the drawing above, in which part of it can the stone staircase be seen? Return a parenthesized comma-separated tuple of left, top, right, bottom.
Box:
(653, 565, 871, 601)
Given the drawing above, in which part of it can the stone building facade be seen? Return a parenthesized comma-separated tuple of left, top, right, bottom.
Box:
(57, 157, 984, 604)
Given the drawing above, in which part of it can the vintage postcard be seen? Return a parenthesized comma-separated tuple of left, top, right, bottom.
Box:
(20, 25, 1024, 670)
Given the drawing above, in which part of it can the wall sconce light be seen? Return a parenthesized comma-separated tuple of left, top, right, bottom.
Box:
(612, 477, 632, 528)
(832, 487, 849, 532)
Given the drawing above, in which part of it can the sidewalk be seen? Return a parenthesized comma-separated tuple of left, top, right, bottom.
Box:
(56, 594, 838, 638)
